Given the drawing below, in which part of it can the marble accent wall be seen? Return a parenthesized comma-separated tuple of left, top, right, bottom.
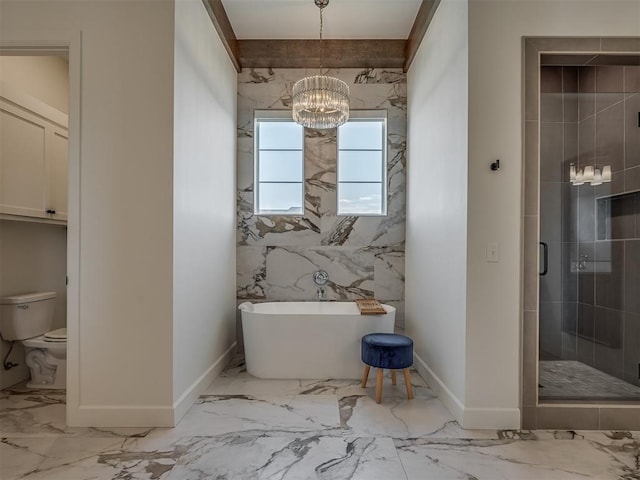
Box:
(236, 68, 407, 326)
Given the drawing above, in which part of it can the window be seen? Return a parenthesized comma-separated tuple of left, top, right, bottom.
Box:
(337, 112, 387, 215)
(254, 111, 304, 215)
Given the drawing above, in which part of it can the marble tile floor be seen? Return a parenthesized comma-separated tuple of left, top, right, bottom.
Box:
(1, 355, 638, 480)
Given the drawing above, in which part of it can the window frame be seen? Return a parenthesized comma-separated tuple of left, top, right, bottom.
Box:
(254, 110, 305, 216)
(336, 110, 388, 217)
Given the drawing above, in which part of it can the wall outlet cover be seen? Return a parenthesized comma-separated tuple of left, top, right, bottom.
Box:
(487, 242, 499, 263)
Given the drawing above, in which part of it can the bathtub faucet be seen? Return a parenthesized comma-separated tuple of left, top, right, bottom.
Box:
(312, 270, 329, 301)
(317, 285, 327, 301)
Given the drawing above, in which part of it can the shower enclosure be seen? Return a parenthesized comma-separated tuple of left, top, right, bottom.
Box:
(538, 54, 640, 403)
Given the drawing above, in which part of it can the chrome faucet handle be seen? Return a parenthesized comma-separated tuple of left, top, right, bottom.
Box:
(317, 286, 327, 300)
(312, 270, 329, 286)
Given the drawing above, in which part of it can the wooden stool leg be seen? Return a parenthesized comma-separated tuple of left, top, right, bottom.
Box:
(404, 368, 414, 400)
(376, 368, 384, 403)
(391, 370, 397, 385)
(361, 365, 370, 388)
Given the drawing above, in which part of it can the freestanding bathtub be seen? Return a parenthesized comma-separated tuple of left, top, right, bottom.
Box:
(238, 301, 395, 379)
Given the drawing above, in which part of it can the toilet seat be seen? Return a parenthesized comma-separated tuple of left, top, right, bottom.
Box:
(44, 328, 67, 342)
(23, 332, 67, 349)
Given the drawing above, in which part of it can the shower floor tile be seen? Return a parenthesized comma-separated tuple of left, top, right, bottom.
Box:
(539, 360, 640, 401)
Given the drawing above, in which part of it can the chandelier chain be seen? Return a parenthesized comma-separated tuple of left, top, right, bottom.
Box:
(319, 6, 324, 74)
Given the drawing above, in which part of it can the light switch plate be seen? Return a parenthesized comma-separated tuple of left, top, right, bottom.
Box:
(487, 242, 499, 263)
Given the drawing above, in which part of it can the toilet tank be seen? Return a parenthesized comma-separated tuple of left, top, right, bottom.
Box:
(0, 292, 56, 341)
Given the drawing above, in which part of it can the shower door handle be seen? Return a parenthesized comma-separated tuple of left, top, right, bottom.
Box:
(539, 242, 548, 276)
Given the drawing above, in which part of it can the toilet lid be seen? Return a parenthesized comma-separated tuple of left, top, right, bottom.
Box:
(44, 328, 67, 342)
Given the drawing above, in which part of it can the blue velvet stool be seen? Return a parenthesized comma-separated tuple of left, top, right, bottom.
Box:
(361, 333, 414, 403)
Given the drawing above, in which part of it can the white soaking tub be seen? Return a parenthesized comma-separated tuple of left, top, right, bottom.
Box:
(238, 301, 395, 379)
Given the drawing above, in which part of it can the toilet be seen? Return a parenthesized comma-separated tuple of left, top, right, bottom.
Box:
(0, 292, 66, 389)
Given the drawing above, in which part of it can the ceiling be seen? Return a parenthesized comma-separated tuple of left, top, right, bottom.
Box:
(220, 0, 423, 40)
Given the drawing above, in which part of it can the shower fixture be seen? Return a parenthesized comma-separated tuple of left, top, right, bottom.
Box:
(312, 270, 329, 301)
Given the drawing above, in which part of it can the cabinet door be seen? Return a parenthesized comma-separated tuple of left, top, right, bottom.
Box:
(48, 128, 68, 221)
(0, 104, 48, 217)
(0, 95, 68, 222)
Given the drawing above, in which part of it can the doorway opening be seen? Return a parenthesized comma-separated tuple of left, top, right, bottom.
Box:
(522, 37, 640, 430)
(538, 53, 640, 403)
(1, 31, 80, 427)
(0, 54, 69, 394)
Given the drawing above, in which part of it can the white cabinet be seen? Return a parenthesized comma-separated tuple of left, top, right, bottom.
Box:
(0, 83, 68, 223)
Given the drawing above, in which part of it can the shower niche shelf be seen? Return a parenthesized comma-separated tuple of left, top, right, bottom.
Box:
(596, 190, 640, 241)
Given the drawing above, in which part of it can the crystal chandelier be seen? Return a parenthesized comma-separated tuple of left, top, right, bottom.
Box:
(292, 0, 350, 129)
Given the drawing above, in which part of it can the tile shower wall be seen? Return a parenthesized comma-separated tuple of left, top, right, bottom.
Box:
(236, 68, 407, 326)
(540, 65, 640, 388)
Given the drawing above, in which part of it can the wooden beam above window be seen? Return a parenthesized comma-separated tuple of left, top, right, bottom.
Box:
(238, 40, 406, 69)
(404, 0, 441, 72)
(201, 0, 440, 73)
(202, 0, 241, 72)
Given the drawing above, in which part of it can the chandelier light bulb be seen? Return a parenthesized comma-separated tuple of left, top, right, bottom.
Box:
(573, 170, 584, 186)
(591, 168, 603, 186)
(569, 164, 577, 182)
(602, 165, 612, 183)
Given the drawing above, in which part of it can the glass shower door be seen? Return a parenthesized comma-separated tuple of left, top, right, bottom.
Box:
(538, 59, 640, 402)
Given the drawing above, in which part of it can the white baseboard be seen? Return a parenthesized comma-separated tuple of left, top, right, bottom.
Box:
(413, 351, 465, 424)
(462, 407, 521, 429)
(173, 341, 237, 425)
(68, 404, 176, 427)
(413, 352, 520, 430)
(67, 341, 237, 428)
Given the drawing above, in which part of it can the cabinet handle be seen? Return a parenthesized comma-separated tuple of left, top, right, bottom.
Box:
(46, 209, 56, 214)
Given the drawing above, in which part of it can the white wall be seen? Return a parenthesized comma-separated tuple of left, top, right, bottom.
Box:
(406, 0, 469, 421)
(172, 0, 237, 422)
(1, 0, 177, 425)
(0, 221, 67, 388)
(0, 56, 69, 113)
(465, 0, 640, 427)
(408, 0, 640, 429)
